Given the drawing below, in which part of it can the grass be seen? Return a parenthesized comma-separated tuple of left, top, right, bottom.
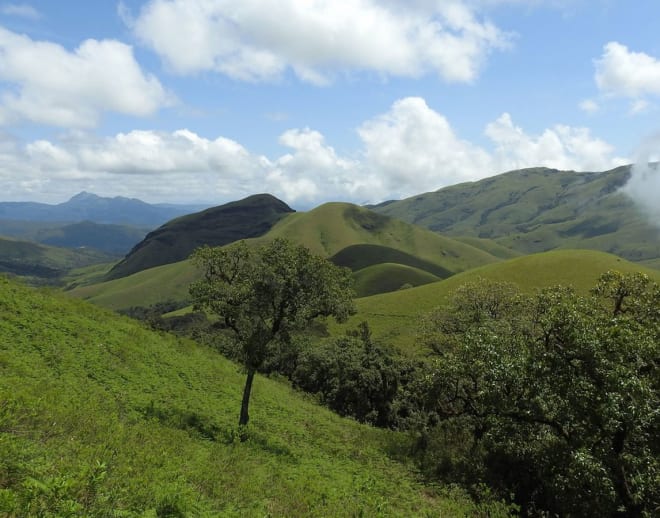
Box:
(0, 276, 507, 516)
(0, 236, 115, 282)
(353, 263, 440, 297)
(373, 165, 660, 264)
(67, 202, 502, 310)
(331, 249, 660, 352)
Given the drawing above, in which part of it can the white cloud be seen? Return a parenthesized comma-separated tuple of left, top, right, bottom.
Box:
(128, 0, 510, 83)
(0, 27, 171, 127)
(1, 3, 40, 19)
(579, 99, 599, 113)
(620, 135, 660, 227)
(595, 42, 660, 99)
(485, 113, 626, 171)
(0, 97, 627, 205)
(629, 99, 651, 115)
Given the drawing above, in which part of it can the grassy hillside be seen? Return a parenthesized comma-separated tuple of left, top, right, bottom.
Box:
(260, 202, 499, 272)
(68, 259, 197, 310)
(372, 165, 660, 263)
(353, 263, 439, 297)
(107, 194, 294, 280)
(0, 236, 115, 283)
(0, 276, 494, 516)
(335, 249, 660, 351)
(69, 202, 501, 310)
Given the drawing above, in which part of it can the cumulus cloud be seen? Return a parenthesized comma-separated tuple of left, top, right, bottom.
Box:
(127, 0, 510, 83)
(0, 97, 627, 206)
(0, 27, 171, 127)
(485, 113, 626, 172)
(595, 42, 660, 102)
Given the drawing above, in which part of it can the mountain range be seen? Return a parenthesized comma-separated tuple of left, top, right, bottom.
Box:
(0, 191, 208, 226)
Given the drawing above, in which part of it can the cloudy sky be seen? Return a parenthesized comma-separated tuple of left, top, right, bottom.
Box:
(0, 0, 659, 207)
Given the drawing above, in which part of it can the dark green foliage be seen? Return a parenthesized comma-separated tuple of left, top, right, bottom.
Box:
(415, 273, 660, 516)
(373, 165, 660, 264)
(292, 323, 401, 427)
(108, 194, 294, 280)
(189, 238, 356, 434)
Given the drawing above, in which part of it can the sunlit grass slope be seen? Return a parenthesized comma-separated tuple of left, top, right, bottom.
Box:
(337, 249, 660, 351)
(68, 202, 501, 310)
(0, 277, 493, 516)
(68, 259, 197, 310)
(259, 202, 500, 273)
(354, 263, 440, 297)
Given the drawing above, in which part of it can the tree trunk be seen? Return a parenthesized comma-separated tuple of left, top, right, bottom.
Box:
(238, 368, 255, 441)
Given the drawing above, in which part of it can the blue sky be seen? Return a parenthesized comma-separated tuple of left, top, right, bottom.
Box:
(0, 0, 659, 208)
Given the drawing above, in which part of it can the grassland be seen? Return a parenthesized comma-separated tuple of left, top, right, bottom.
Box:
(0, 276, 504, 516)
(0, 236, 115, 283)
(68, 202, 502, 310)
(332, 249, 660, 351)
(373, 165, 660, 264)
(353, 263, 440, 297)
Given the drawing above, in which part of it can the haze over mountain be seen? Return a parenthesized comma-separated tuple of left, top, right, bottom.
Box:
(0, 192, 209, 227)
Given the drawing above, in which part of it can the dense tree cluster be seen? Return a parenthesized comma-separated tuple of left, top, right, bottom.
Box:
(413, 274, 659, 516)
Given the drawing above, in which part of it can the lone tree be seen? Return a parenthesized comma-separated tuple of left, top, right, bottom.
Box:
(190, 238, 355, 439)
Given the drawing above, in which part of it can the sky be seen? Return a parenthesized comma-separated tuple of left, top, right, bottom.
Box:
(0, 0, 659, 209)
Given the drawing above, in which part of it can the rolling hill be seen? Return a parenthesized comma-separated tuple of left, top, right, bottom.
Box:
(0, 236, 115, 282)
(70, 202, 502, 309)
(332, 249, 660, 351)
(106, 194, 295, 280)
(0, 275, 491, 515)
(372, 165, 660, 265)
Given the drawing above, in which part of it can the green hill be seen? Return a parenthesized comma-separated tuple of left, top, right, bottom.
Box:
(0, 236, 115, 283)
(372, 165, 660, 264)
(106, 194, 294, 280)
(260, 202, 499, 272)
(69, 202, 501, 310)
(0, 276, 488, 516)
(353, 263, 440, 297)
(335, 249, 660, 351)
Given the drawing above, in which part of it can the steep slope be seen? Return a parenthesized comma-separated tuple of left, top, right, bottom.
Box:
(106, 194, 295, 280)
(0, 277, 483, 515)
(332, 249, 660, 351)
(372, 165, 660, 263)
(0, 236, 114, 281)
(0, 191, 206, 226)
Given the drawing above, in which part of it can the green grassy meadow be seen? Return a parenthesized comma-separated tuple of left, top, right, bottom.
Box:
(334, 249, 660, 351)
(1, 276, 508, 516)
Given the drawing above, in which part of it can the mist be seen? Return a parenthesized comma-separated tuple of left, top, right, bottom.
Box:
(621, 135, 660, 229)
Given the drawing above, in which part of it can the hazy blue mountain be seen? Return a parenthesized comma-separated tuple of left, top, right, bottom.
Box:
(0, 192, 209, 226)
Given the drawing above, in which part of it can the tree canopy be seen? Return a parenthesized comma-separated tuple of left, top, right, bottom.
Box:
(189, 238, 355, 437)
(415, 272, 659, 516)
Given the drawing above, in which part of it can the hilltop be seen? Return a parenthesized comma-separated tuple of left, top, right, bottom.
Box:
(106, 194, 294, 280)
(70, 202, 501, 309)
(372, 165, 660, 264)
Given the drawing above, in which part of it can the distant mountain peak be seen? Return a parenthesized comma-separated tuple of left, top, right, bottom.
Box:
(68, 191, 101, 202)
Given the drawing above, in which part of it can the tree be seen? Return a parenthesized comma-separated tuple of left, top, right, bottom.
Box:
(416, 273, 659, 516)
(189, 238, 355, 439)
